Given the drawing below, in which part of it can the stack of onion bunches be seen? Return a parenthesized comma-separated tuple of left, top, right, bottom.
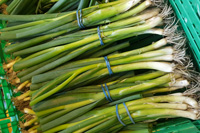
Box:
(1, 0, 200, 132)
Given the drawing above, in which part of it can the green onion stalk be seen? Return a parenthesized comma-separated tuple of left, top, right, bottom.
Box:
(47, 48, 177, 89)
(29, 40, 175, 105)
(6, 0, 39, 15)
(3, 0, 155, 55)
(68, 76, 189, 95)
(39, 0, 93, 14)
(23, 34, 164, 83)
(78, 0, 90, 10)
(28, 36, 178, 96)
(26, 36, 168, 85)
(31, 73, 189, 130)
(93, 0, 153, 26)
(29, 69, 135, 91)
(7, 8, 160, 56)
(89, 0, 98, 7)
(0, 0, 144, 40)
(14, 30, 162, 81)
(0, 11, 70, 22)
(42, 0, 154, 34)
(31, 72, 188, 118)
(12, 16, 163, 83)
(14, 42, 129, 89)
(30, 46, 174, 90)
(46, 0, 80, 13)
(29, 52, 173, 91)
(40, 95, 199, 132)
(31, 70, 167, 110)
(15, 27, 162, 83)
(14, 30, 166, 84)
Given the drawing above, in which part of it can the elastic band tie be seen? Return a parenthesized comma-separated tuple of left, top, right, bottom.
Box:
(76, 9, 85, 29)
(101, 83, 112, 102)
(116, 104, 126, 126)
(104, 83, 113, 102)
(123, 102, 135, 124)
(104, 56, 113, 75)
(97, 26, 104, 46)
(116, 102, 135, 126)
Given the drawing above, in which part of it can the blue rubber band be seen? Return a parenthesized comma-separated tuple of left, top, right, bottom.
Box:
(116, 102, 135, 126)
(104, 56, 113, 75)
(76, 9, 85, 29)
(104, 83, 113, 102)
(76, 10, 82, 28)
(123, 102, 135, 124)
(101, 83, 112, 102)
(101, 84, 110, 102)
(97, 26, 104, 46)
(116, 104, 126, 126)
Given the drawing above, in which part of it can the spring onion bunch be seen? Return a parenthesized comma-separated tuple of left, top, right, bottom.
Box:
(2, 0, 164, 85)
(32, 72, 189, 129)
(28, 37, 174, 89)
(2, 0, 155, 55)
(1, 0, 149, 40)
(11, 15, 163, 83)
(40, 94, 200, 132)
(29, 25, 188, 103)
(7, 8, 161, 56)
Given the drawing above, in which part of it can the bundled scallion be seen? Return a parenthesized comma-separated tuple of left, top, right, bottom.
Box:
(1, 0, 146, 40)
(41, 94, 199, 132)
(12, 16, 164, 83)
(30, 36, 178, 106)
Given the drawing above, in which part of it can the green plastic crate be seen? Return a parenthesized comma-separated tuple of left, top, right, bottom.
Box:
(153, 118, 200, 133)
(0, 115, 21, 133)
(169, 0, 200, 71)
(151, 0, 200, 132)
(0, 21, 21, 133)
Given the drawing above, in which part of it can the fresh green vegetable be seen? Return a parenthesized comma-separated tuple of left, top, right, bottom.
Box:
(42, 95, 199, 132)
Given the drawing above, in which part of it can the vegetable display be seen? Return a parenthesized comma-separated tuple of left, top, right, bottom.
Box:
(1, 0, 200, 133)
